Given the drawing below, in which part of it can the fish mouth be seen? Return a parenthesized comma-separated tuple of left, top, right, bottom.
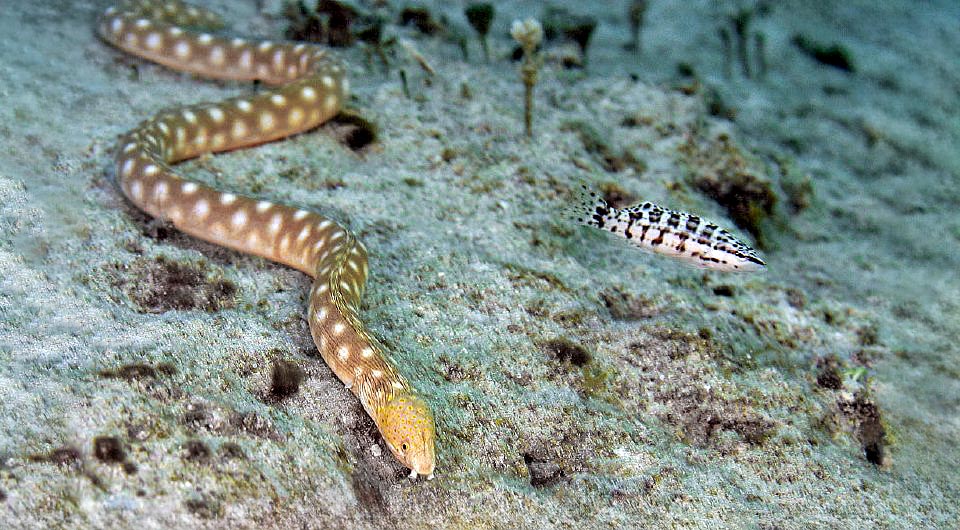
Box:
(415, 460, 435, 478)
(408, 467, 435, 480)
(407, 452, 435, 478)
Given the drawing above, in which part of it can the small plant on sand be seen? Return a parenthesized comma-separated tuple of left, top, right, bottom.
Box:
(511, 18, 544, 138)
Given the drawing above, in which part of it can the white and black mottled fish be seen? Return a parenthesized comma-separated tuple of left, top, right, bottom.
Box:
(571, 187, 766, 272)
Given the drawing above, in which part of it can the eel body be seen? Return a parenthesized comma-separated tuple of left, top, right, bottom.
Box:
(574, 188, 765, 272)
(98, 0, 435, 478)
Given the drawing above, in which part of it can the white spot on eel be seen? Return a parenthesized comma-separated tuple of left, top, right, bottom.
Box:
(231, 209, 247, 227)
(145, 33, 162, 50)
(173, 41, 190, 59)
(194, 199, 209, 218)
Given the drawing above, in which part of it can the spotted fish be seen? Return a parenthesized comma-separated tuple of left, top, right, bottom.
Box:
(97, 0, 435, 478)
(572, 187, 765, 272)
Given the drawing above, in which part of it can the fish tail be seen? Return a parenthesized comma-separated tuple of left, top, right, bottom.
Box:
(568, 184, 616, 229)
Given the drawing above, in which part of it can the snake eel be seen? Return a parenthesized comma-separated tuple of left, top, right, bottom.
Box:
(574, 188, 765, 272)
(97, 0, 436, 478)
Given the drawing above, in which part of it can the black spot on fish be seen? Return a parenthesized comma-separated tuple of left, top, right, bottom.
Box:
(651, 229, 666, 246)
(667, 212, 681, 229)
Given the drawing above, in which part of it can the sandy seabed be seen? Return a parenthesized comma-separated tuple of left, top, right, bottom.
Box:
(0, 1, 957, 528)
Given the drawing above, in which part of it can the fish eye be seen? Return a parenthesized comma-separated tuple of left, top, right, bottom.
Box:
(401, 443, 408, 451)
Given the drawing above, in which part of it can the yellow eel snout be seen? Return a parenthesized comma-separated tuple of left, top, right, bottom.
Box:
(379, 394, 436, 478)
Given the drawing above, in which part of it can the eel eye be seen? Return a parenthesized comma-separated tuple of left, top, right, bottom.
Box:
(401, 443, 408, 452)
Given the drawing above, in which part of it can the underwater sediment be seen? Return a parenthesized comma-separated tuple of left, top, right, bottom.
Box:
(0, 1, 957, 528)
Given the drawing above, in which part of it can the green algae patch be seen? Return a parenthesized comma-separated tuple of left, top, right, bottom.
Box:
(538, 337, 591, 366)
(678, 133, 777, 245)
(625, 328, 778, 450)
(502, 262, 570, 293)
(561, 120, 648, 174)
(523, 451, 565, 487)
(791, 34, 856, 73)
(112, 255, 237, 314)
(98, 362, 177, 381)
(578, 364, 621, 403)
(28, 446, 82, 467)
(599, 287, 664, 320)
(597, 181, 638, 208)
(837, 392, 892, 467)
(283, 0, 362, 47)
